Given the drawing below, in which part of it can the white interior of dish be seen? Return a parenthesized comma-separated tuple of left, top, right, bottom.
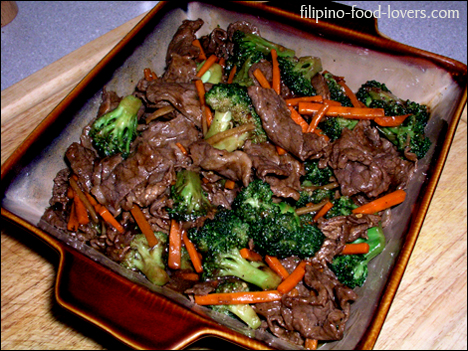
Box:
(2, 2, 464, 350)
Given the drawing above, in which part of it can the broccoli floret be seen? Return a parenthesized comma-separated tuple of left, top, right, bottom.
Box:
(302, 160, 334, 186)
(318, 116, 358, 141)
(356, 80, 431, 159)
(296, 188, 334, 208)
(205, 83, 267, 146)
(325, 196, 358, 218)
(210, 279, 262, 329)
(323, 72, 353, 107)
(188, 209, 281, 290)
(167, 169, 213, 222)
(227, 30, 295, 86)
(277, 56, 322, 96)
(89, 95, 142, 158)
(329, 225, 386, 288)
(121, 232, 169, 286)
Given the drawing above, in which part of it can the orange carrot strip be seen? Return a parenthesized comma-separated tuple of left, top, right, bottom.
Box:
(305, 339, 318, 350)
(341, 242, 370, 255)
(352, 190, 407, 214)
(227, 65, 237, 83)
(298, 102, 385, 119)
(313, 201, 334, 221)
(192, 39, 207, 61)
(218, 57, 226, 69)
(323, 99, 343, 106)
(168, 219, 182, 269)
(307, 103, 330, 134)
(265, 255, 290, 280)
(194, 290, 282, 305)
(96, 205, 125, 234)
(239, 248, 263, 262)
(67, 186, 75, 199)
(253, 68, 271, 89)
(67, 202, 79, 232)
(338, 80, 361, 108)
(314, 128, 330, 142)
(130, 204, 158, 247)
(195, 79, 206, 103)
(374, 114, 411, 127)
(196, 54, 218, 78)
(271, 49, 280, 95)
(287, 106, 309, 133)
(277, 261, 307, 295)
(74, 193, 89, 225)
(182, 230, 203, 273)
(205, 106, 213, 127)
(175, 142, 188, 155)
(224, 180, 236, 190)
(69, 177, 99, 223)
(143, 68, 156, 81)
(285, 95, 323, 106)
(179, 272, 200, 281)
(276, 145, 287, 155)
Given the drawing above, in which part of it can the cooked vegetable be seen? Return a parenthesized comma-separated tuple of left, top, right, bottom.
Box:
(323, 72, 353, 107)
(89, 95, 142, 158)
(271, 49, 281, 94)
(277, 55, 322, 96)
(277, 261, 307, 294)
(168, 219, 182, 270)
(130, 204, 158, 247)
(195, 289, 283, 305)
(265, 255, 290, 280)
(352, 189, 406, 214)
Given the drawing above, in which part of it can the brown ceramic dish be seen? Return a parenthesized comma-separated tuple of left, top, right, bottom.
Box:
(1, 1, 467, 349)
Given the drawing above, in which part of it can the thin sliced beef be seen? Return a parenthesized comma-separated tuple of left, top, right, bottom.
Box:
(244, 141, 304, 200)
(325, 120, 415, 198)
(311, 73, 330, 100)
(227, 21, 260, 40)
(199, 27, 230, 60)
(162, 54, 198, 83)
(145, 82, 207, 129)
(248, 86, 328, 161)
(189, 141, 252, 187)
(248, 60, 292, 98)
(65, 142, 97, 193)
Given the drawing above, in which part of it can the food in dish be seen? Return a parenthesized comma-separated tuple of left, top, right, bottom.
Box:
(41, 18, 432, 349)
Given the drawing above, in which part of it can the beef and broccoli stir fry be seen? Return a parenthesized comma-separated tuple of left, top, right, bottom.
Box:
(41, 18, 431, 348)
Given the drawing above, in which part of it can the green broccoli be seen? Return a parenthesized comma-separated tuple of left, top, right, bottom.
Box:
(167, 169, 213, 222)
(323, 72, 353, 107)
(325, 196, 359, 219)
(121, 232, 169, 286)
(277, 56, 322, 96)
(296, 188, 334, 208)
(302, 160, 334, 186)
(89, 95, 142, 158)
(188, 209, 281, 290)
(227, 30, 295, 87)
(329, 225, 386, 288)
(210, 279, 262, 329)
(205, 83, 267, 147)
(317, 116, 358, 141)
(356, 80, 431, 159)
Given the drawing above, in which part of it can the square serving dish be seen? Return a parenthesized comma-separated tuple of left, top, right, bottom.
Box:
(1, 1, 467, 349)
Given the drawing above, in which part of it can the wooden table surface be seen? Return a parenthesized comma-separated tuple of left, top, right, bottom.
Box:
(1, 12, 467, 350)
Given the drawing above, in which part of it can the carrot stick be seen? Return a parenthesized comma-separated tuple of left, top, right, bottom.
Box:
(218, 57, 226, 69)
(352, 189, 406, 214)
(67, 186, 75, 199)
(277, 261, 307, 295)
(74, 194, 89, 225)
(182, 229, 203, 273)
(168, 219, 182, 269)
(271, 49, 280, 95)
(276, 145, 287, 155)
(307, 103, 329, 134)
(227, 65, 237, 83)
(179, 272, 200, 281)
(194, 290, 282, 305)
(67, 202, 79, 232)
(337, 80, 361, 108)
(265, 255, 290, 280)
(324, 99, 343, 106)
(374, 114, 411, 127)
(69, 177, 99, 223)
(287, 106, 309, 133)
(195, 79, 206, 103)
(224, 179, 236, 190)
(143, 68, 156, 81)
(285, 95, 323, 106)
(298, 102, 385, 119)
(175, 142, 188, 155)
(239, 248, 263, 262)
(96, 204, 125, 234)
(192, 39, 207, 61)
(305, 339, 318, 350)
(313, 201, 334, 221)
(130, 204, 158, 247)
(196, 54, 218, 78)
(253, 68, 271, 89)
(341, 242, 370, 255)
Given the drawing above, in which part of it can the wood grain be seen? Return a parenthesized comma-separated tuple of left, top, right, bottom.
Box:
(1, 10, 467, 351)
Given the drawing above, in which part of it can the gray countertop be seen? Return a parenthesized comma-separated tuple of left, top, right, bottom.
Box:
(1, 1, 466, 91)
